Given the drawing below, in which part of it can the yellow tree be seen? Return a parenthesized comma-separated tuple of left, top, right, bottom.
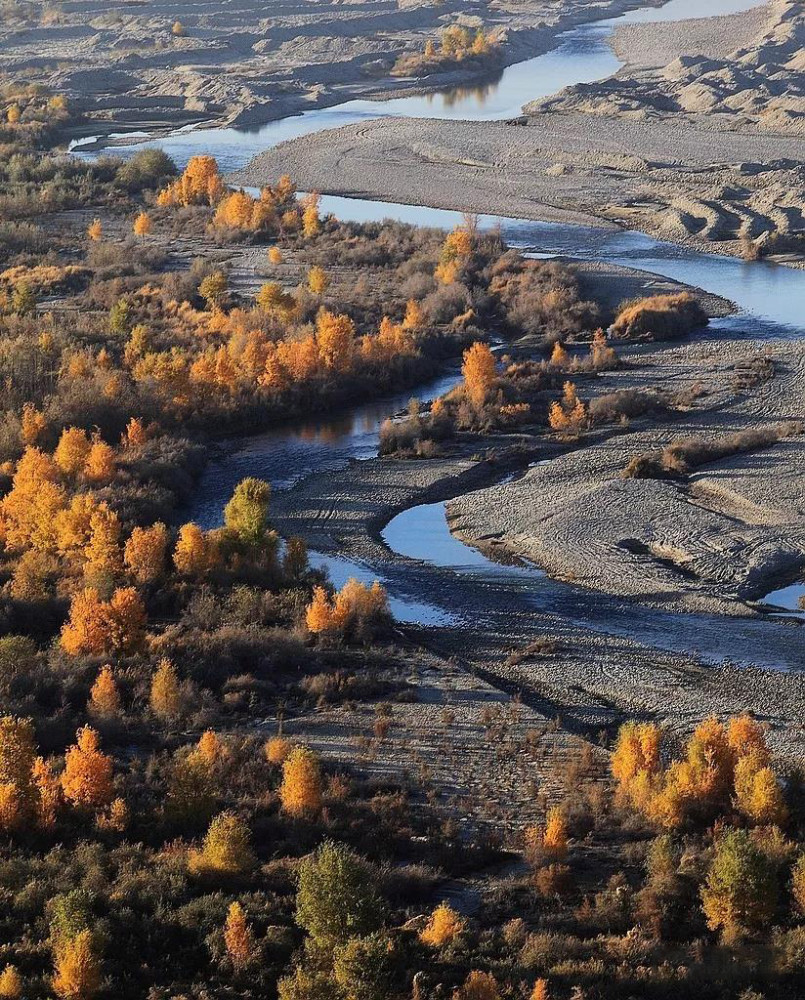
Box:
(87, 666, 121, 721)
(265, 737, 291, 766)
(84, 436, 116, 484)
(302, 192, 321, 237)
(280, 745, 322, 818)
(33, 757, 62, 831)
(84, 504, 123, 580)
(87, 219, 103, 242)
(54, 427, 91, 477)
(173, 523, 218, 577)
(188, 811, 256, 877)
(104, 587, 147, 654)
(60, 589, 108, 656)
(542, 807, 568, 860)
(268, 246, 283, 265)
(306, 586, 334, 634)
(150, 658, 182, 721)
(133, 211, 152, 236)
(0, 965, 22, 998)
(20, 402, 46, 445)
(223, 901, 254, 969)
(316, 310, 355, 373)
(462, 342, 496, 409)
(52, 930, 101, 1000)
(124, 522, 168, 584)
(420, 902, 465, 947)
(308, 266, 329, 296)
(61, 727, 114, 810)
(0, 716, 37, 831)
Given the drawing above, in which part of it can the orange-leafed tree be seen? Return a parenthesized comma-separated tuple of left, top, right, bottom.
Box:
(308, 265, 329, 296)
(402, 298, 425, 332)
(150, 658, 182, 721)
(173, 523, 218, 577)
(462, 342, 496, 410)
(542, 806, 568, 860)
(54, 427, 91, 477)
(305, 586, 334, 634)
(84, 435, 116, 485)
(33, 756, 62, 831)
(460, 971, 500, 1000)
(316, 310, 355, 373)
(133, 211, 152, 236)
(268, 246, 283, 265)
(84, 504, 123, 580)
(20, 402, 46, 445)
(223, 901, 254, 969)
(530, 980, 549, 1000)
(0, 964, 22, 998)
(157, 154, 223, 208)
(60, 589, 108, 656)
(188, 811, 256, 878)
(124, 522, 168, 584)
(52, 929, 101, 1000)
(0, 716, 37, 831)
(280, 745, 322, 818)
(122, 416, 149, 449)
(87, 666, 121, 721)
(103, 587, 147, 654)
(265, 737, 291, 766)
(87, 219, 103, 242)
(302, 192, 321, 238)
(420, 902, 465, 947)
(61, 726, 114, 810)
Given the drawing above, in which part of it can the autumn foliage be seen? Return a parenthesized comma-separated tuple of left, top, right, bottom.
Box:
(279, 745, 323, 818)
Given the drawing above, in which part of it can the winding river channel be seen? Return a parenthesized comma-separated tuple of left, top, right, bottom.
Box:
(79, 0, 805, 669)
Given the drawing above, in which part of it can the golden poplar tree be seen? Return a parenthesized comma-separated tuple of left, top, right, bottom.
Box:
(54, 427, 91, 477)
(52, 930, 101, 1000)
(188, 811, 256, 877)
(223, 901, 254, 969)
(305, 586, 334, 634)
(87, 219, 103, 242)
(0, 716, 37, 831)
(61, 726, 114, 809)
(133, 211, 152, 236)
(20, 403, 46, 445)
(124, 523, 168, 583)
(542, 807, 568, 860)
(279, 745, 322, 818)
(87, 666, 121, 721)
(420, 902, 465, 947)
(84, 436, 116, 484)
(84, 505, 123, 579)
(0, 965, 22, 998)
(150, 658, 182, 721)
(462, 342, 496, 409)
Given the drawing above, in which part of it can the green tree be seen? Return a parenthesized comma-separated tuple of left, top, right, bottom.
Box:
(333, 932, 398, 1000)
(223, 478, 271, 549)
(296, 841, 384, 949)
(109, 298, 131, 336)
(701, 829, 776, 940)
(199, 271, 228, 311)
(11, 282, 35, 317)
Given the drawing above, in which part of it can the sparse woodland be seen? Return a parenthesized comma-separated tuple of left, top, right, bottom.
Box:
(0, 88, 801, 1000)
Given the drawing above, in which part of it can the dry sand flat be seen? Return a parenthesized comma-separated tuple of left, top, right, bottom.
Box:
(546, 0, 805, 135)
(237, 112, 805, 249)
(448, 335, 805, 615)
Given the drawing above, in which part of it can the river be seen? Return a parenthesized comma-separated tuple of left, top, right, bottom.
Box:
(75, 0, 805, 667)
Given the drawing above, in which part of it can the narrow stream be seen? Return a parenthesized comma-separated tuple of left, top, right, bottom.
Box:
(75, 0, 804, 667)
